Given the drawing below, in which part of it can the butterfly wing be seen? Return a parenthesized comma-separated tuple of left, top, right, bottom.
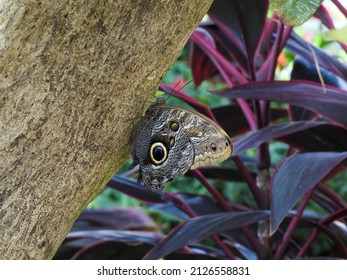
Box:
(131, 103, 232, 190)
(179, 107, 232, 169)
(132, 105, 194, 190)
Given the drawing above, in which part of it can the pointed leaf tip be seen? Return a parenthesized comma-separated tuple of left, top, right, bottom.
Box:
(270, 152, 347, 234)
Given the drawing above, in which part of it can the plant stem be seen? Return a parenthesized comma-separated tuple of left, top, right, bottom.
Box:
(190, 29, 256, 130)
(297, 208, 347, 258)
(256, 21, 289, 247)
(317, 183, 347, 208)
(332, 0, 347, 17)
(212, 236, 237, 259)
(166, 192, 237, 259)
(267, 22, 284, 81)
(233, 156, 267, 209)
(193, 169, 233, 211)
(274, 187, 315, 259)
(193, 169, 267, 258)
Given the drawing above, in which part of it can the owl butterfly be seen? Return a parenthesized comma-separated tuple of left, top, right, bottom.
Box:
(130, 99, 233, 190)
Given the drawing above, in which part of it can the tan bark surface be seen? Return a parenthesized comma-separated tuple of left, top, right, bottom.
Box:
(0, 0, 212, 259)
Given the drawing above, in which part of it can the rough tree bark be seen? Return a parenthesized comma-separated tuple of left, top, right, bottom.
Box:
(0, 0, 213, 259)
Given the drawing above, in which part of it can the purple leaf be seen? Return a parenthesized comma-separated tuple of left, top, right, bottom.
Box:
(56, 240, 153, 260)
(190, 31, 247, 84)
(189, 28, 218, 87)
(56, 230, 164, 260)
(75, 207, 157, 231)
(212, 104, 288, 137)
(289, 105, 317, 121)
(66, 230, 162, 244)
(145, 203, 189, 220)
(278, 124, 347, 152)
(187, 166, 256, 182)
(256, 25, 293, 81)
(58, 230, 223, 260)
(316, 184, 347, 210)
(176, 194, 224, 215)
(145, 193, 260, 254)
(234, 121, 327, 155)
(202, 22, 249, 73)
(208, 0, 268, 61)
(290, 56, 347, 121)
(270, 152, 347, 234)
(273, 212, 347, 258)
(159, 85, 287, 136)
(312, 192, 343, 213)
(107, 176, 174, 204)
(298, 209, 347, 258)
(286, 32, 347, 79)
(314, 5, 335, 29)
(73, 241, 150, 260)
(146, 193, 225, 220)
(290, 56, 345, 89)
(218, 81, 347, 128)
(144, 211, 268, 259)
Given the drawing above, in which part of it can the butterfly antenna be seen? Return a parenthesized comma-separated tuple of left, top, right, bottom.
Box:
(165, 79, 193, 101)
(164, 80, 181, 101)
(176, 79, 193, 93)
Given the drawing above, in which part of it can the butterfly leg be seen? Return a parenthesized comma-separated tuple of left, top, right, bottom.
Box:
(137, 168, 143, 185)
(129, 161, 138, 170)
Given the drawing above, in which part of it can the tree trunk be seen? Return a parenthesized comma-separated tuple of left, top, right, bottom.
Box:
(0, 0, 212, 259)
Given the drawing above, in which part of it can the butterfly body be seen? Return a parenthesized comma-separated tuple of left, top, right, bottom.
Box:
(131, 100, 232, 190)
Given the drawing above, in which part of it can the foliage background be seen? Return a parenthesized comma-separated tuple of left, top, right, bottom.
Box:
(55, 0, 347, 260)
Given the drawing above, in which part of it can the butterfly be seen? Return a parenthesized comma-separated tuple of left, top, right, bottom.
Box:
(130, 99, 232, 190)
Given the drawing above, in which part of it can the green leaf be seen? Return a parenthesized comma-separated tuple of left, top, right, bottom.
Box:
(325, 25, 347, 44)
(270, 0, 323, 26)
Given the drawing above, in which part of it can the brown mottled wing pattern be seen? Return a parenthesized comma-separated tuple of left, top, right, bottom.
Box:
(131, 104, 194, 190)
(131, 102, 232, 190)
(178, 107, 232, 169)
